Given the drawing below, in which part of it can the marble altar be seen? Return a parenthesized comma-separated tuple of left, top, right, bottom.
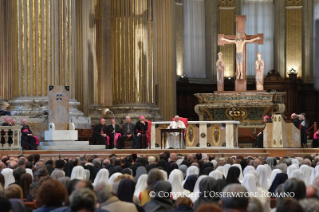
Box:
(194, 92, 286, 126)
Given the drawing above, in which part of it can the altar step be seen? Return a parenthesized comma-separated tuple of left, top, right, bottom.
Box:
(38, 141, 105, 150)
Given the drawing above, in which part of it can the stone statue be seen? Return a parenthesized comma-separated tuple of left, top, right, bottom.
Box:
(216, 52, 225, 91)
(221, 33, 261, 80)
(255, 51, 264, 90)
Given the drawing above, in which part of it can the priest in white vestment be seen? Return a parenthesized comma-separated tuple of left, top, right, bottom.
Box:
(167, 115, 186, 149)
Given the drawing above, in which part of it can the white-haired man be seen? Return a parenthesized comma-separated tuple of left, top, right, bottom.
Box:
(122, 116, 135, 148)
(167, 115, 186, 149)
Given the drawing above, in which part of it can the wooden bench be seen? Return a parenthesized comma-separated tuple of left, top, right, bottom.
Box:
(77, 128, 93, 144)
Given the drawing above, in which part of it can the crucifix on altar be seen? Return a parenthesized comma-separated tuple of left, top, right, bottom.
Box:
(218, 15, 264, 92)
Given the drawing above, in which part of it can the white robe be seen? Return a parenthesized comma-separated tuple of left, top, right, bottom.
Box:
(167, 120, 186, 148)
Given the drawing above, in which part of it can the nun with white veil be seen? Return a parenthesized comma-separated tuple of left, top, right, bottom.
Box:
(134, 174, 148, 199)
(299, 165, 314, 186)
(26, 168, 33, 178)
(70, 166, 86, 180)
(1, 168, 15, 189)
(256, 165, 269, 190)
(168, 169, 190, 200)
(209, 170, 223, 180)
(287, 164, 299, 178)
(243, 166, 255, 177)
(232, 164, 243, 181)
(93, 169, 109, 186)
(108, 172, 122, 185)
(242, 173, 271, 212)
(268, 169, 282, 188)
(183, 166, 199, 185)
(223, 164, 231, 178)
(216, 166, 226, 178)
(291, 158, 300, 166)
(264, 164, 272, 179)
(290, 169, 303, 180)
(189, 175, 208, 203)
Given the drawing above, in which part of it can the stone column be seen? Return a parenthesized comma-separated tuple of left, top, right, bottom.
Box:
(106, 0, 162, 124)
(302, 0, 314, 82)
(274, 0, 286, 78)
(153, 0, 176, 121)
(286, 0, 303, 78)
(218, 0, 235, 78)
(9, 0, 89, 139)
(0, 0, 11, 110)
(175, 0, 184, 77)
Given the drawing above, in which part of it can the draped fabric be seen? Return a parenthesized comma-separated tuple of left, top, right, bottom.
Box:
(183, 0, 206, 78)
(241, 0, 274, 76)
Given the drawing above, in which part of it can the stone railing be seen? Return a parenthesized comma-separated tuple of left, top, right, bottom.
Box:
(0, 126, 21, 150)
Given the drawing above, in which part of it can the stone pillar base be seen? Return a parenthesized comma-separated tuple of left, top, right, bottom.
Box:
(6, 98, 91, 141)
(90, 104, 163, 125)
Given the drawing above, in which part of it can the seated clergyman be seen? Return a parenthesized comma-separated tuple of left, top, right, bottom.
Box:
(167, 115, 186, 149)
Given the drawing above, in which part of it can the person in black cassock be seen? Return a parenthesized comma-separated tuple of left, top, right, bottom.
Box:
(0, 117, 10, 146)
(92, 118, 109, 148)
(133, 115, 149, 149)
(291, 113, 301, 129)
(21, 119, 38, 150)
(122, 116, 135, 148)
(108, 118, 123, 149)
(299, 113, 308, 148)
(256, 115, 270, 148)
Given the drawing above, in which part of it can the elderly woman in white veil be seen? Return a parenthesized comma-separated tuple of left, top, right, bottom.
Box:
(242, 173, 271, 212)
(168, 169, 190, 200)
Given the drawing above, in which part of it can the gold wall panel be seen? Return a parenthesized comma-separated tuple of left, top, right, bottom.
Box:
(219, 7, 235, 78)
(11, 0, 76, 98)
(286, 4, 302, 78)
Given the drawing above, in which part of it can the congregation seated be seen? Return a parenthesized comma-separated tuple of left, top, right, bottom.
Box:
(3, 153, 319, 212)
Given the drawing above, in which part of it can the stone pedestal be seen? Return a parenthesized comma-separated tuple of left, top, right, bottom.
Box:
(263, 114, 300, 148)
(91, 104, 163, 125)
(194, 92, 286, 126)
(41, 123, 104, 150)
(7, 98, 91, 141)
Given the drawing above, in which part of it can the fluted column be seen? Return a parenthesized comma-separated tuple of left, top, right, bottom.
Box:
(219, 0, 235, 78)
(106, 0, 161, 124)
(9, 0, 83, 116)
(286, 0, 303, 78)
(0, 0, 11, 110)
(153, 0, 176, 120)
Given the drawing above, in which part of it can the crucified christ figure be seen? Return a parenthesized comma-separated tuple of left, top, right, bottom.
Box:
(221, 33, 261, 79)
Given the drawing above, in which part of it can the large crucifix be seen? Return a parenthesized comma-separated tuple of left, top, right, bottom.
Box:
(218, 15, 264, 92)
